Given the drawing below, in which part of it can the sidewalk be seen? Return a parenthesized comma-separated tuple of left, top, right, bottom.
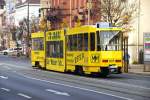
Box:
(128, 64, 150, 76)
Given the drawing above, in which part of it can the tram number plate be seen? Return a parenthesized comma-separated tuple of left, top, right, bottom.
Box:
(110, 68, 115, 72)
(109, 66, 117, 72)
(109, 66, 117, 68)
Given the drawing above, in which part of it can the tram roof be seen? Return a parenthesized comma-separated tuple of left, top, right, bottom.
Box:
(67, 26, 122, 35)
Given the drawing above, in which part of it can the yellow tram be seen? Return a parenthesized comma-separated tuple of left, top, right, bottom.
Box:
(31, 32, 45, 69)
(31, 25, 123, 76)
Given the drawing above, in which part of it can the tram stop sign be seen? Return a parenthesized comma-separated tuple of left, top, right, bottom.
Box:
(144, 32, 150, 63)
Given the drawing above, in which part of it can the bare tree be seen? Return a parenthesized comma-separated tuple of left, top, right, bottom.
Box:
(99, 0, 138, 30)
(10, 26, 17, 41)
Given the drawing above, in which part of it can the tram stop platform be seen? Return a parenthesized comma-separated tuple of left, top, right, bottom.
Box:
(128, 64, 150, 76)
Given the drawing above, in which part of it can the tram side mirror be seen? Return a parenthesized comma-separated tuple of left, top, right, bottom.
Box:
(97, 24, 100, 28)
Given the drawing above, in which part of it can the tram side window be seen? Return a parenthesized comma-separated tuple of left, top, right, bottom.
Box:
(97, 31, 101, 51)
(67, 36, 70, 51)
(32, 38, 44, 50)
(72, 35, 77, 51)
(83, 33, 88, 51)
(47, 41, 53, 57)
(67, 35, 73, 51)
(78, 34, 83, 51)
(67, 33, 88, 51)
(47, 41, 63, 58)
(60, 41, 63, 58)
(90, 32, 95, 51)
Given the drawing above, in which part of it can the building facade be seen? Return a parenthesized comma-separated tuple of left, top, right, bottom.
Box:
(15, 0, 40, 26)
(0, 0, 5, 29)
(128, 0, 150, 64)
(40, 0, 101, 29)
(0, 0, 7, 49)
(3, 0, 40, 53)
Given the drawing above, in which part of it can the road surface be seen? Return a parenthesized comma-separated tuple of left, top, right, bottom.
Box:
(0, 55, 150, 100)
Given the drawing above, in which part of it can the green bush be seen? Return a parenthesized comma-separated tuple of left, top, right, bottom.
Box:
(132, 61, 138, 64)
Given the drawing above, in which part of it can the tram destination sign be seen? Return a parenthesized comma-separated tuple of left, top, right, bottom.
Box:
(144, 32, 150, 63)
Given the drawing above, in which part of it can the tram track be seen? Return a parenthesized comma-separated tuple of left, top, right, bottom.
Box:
(15, 69, 150, 99)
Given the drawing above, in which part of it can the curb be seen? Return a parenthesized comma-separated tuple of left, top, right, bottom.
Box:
(128, 72, 150, 76)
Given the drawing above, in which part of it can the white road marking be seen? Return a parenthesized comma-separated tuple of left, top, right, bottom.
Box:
(17, 93, 32, 99)
(0, 63, 31, 70)
(46, 89, 70, 96)
(16, 73, 133, 100)
(1, 88, 10, 92)
(0, 76, 8, 79)
(4, 66, 11, 70)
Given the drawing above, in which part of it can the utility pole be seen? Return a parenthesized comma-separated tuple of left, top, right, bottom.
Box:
(27, 0, 30, 57)
(70, 0, 72, 27)
(137, 0, 141, 63)
(87, 0, 92, 25)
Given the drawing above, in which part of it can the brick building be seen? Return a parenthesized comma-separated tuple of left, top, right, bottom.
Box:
(0, 0, 5, 28)
(0, 0, 6, 49)
(40, 0, 101, 29)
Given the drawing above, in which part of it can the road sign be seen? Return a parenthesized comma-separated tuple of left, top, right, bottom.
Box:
(144, 32, 150, 63)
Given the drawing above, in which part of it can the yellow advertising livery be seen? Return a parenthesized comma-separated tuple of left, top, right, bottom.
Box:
(31, 25, 123, 76)
(31, 32, 45, 69)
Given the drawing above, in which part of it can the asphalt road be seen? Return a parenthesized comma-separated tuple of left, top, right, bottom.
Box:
(0, 55, 150, 100)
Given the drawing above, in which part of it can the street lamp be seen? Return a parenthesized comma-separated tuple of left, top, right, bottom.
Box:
(137, 0, 141, 63)
(69, 0, 72, 27)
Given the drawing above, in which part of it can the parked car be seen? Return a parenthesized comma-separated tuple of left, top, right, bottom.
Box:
(2, 48, 13, 55)
(2, 47, 23, 56)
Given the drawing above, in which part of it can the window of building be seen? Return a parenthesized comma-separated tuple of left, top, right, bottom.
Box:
(0, 5, 4, 9)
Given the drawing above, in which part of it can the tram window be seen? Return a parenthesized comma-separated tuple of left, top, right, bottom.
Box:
(78, 34, 83, 51)
(47, 41, 54, 57)
(46, 42, 50, 57)
(96, 31, 101, 51)
(60, 41, 63, 58)
(72, 35, 77, 51)
(32, 38, 44, 51)
(47, 41, 63, 58)
(54, 42, 59, 57)
(68, 33, 88, 51)
(83, 33, 88, 51)
(68, 35, 73, 51)
(66, 36, 69, 51)
(90, 32, 95, 51)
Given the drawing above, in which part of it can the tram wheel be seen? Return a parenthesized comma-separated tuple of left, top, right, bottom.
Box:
(100, 67, 109, 77)
(75, 66, 84, 75)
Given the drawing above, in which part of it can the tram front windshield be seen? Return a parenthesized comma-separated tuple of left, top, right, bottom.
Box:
(97, 31, 121, 51)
